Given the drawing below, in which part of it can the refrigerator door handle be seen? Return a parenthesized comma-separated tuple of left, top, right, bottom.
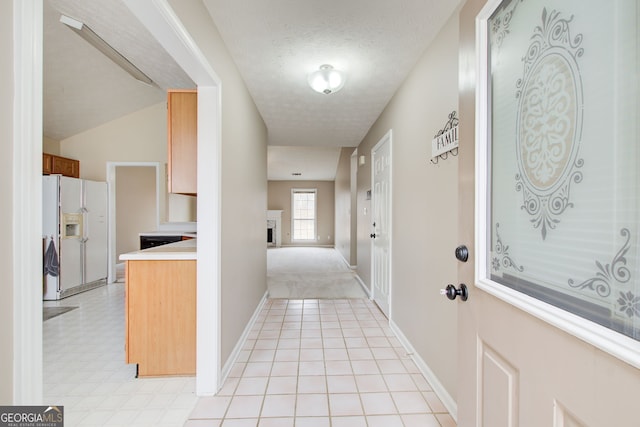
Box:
(80, 238, 87, 284)
(82, 210, 89, 240)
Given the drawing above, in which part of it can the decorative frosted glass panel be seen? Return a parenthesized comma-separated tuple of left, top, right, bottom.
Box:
(487, 0, 639, 340)
(292, 189, 316, 240)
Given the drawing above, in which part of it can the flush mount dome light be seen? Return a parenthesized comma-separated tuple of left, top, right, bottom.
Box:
(308, 64, 346, 94)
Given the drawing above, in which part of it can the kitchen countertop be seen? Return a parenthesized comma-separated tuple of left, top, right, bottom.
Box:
(120, 238, 196, 261)
(139, 230, 197, 238)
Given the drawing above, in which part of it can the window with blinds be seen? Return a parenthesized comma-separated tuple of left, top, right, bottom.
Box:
(291, 189, 317, 241)
(483, 0, 639, 341)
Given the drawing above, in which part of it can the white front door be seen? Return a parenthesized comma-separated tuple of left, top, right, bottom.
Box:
(371, 130, 392, 317)
(457, 0, 640, 425)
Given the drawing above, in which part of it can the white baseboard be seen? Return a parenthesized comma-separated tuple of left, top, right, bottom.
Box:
(354, 274, 371, 298)
(280, 244, 335, 248)
(218, 291, 269, 390)
(337, 250, 358, 270)
(389, 319, 458, 421)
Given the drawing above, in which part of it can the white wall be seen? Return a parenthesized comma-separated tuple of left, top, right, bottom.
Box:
(60, 102, 195, 223)
(0, 0, 14, 404)
(356, 10, 461, 401)
(61, 102, 165, 181)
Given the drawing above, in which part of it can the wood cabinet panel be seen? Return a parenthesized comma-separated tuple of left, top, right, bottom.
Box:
(167, 90, 197, 195)
(43, 153, 52, 175)
(125, 259, 196, 377)
(42, 153, 79, 178)
(52, 155, 79, 178)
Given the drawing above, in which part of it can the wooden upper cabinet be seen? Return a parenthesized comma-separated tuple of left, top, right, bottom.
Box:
(167, 90, 197, 195)
(43, 153, 80, 178)
(43, 153, 53, 175)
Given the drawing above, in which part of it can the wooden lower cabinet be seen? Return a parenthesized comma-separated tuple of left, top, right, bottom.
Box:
(125, 259, 196, 377)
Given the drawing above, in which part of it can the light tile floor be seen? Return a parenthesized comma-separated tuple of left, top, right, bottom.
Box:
(44, 266, 457, 426)
(43, 283, 198, 427)
(185, 299, 456, 427)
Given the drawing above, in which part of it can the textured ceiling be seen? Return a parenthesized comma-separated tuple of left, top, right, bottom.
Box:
(202, 0, 461, 149)
(44, 0, 194, 141)
(43, 0, 460, 181)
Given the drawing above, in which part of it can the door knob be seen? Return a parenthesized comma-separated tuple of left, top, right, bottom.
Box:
(370, 233, 377, 238)
(440, 284, 468, 301)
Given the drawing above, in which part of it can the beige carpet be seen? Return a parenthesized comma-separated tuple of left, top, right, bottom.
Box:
(267, 247, 367, 299)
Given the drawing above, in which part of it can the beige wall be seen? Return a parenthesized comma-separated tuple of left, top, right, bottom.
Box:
(61, 102, 166, 181)
(43, 136, 60, 155)
(268, 181, 335, 246)
(0, 0, 13, 404)
(115, 166, 157, 258)
(355, 10, 460, 401)
(167, 0, 268, 366)
(60, 102, 196, 223)
(334, 148, 354, 262)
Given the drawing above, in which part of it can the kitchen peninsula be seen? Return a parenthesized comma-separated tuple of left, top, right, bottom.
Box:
(120, 239, 196, 377)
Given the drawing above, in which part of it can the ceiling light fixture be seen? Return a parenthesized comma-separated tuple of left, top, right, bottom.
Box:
(307, 64, 346, 95)
(60, 15, 154, 86)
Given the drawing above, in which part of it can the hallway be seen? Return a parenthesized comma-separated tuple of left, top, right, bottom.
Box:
(43, 248, 455, 426)
(185, 248, 455, 426)
(185, 298, 455, 426)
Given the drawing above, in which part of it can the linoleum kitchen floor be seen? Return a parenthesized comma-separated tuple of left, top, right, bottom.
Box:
(43, 283, 198, 426)
(185, 298, 456, 427)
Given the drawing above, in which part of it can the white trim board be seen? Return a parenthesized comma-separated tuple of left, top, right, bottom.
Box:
(13, 0, 44, 404)
(354, 274, 371, 299)
(123, 0, 223, 395)
(389, 319, 458, 421)
(219, 292, 269, 389)
(106, 162, 163, 284)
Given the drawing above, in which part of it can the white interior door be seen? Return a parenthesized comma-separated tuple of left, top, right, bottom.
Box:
(456, 1, 640, 425)
(371, 130, 392, 317)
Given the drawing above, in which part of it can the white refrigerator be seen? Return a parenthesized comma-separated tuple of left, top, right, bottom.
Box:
(43, 175, 108, 300)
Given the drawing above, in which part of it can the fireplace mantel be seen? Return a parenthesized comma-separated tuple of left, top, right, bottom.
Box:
(267, 210, 283, 247)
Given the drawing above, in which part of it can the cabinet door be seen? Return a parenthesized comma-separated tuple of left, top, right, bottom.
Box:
(167, 90, 197, 195)
(42, 153, 52, 175)
(52, 156, 80, 178)
(125, 260, 196, 376)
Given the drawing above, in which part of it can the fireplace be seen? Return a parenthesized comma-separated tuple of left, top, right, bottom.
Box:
(267, 210, 283, 247)
(267, 220, 276, 246)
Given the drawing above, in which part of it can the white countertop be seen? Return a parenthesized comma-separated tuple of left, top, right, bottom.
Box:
(119, 239, 197, 261)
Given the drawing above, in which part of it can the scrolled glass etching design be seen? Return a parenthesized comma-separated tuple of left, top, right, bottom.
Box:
(490, 0, 524, 47)
(568, 228, 631, 298)
(486, 0, 640, 341)
(491, 223, 524, 274)
(515, 9, 584, 240)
